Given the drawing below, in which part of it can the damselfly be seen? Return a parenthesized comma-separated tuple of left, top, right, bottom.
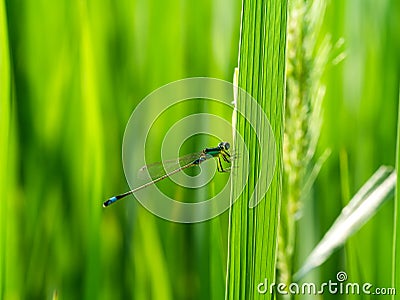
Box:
(103, 142, 231, 207)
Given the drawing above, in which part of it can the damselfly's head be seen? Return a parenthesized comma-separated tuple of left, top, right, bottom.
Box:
(218, 142, 230, 151)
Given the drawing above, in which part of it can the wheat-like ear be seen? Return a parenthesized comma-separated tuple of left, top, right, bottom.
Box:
(278, 0, 335, 293)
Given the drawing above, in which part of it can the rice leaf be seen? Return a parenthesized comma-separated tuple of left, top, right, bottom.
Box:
(225, 0, 288, 299)
(295, 166, 395, 281)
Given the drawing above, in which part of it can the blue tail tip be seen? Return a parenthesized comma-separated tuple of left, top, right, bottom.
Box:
(103, 196, 117, 208)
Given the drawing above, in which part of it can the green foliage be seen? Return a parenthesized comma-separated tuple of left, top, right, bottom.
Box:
(1, 0, 400, 299)
(314, 0, 400, 296)
(1, 0, 241, 299)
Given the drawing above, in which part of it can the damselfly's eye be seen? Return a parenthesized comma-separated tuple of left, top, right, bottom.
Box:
(219, 142, 230, 150)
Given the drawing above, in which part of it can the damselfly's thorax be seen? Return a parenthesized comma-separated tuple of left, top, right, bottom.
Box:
(192, 142, 231, 165)
(204, 142, 230, 155)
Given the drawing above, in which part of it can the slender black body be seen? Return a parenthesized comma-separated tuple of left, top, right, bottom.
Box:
(103, 142, 231, 207)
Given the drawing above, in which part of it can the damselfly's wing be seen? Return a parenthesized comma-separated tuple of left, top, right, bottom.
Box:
(137, 152, 204, 180)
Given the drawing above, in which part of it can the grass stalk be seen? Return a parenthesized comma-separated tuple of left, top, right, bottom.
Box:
(392, 88, 400, 300)
(0, 1, 16, 297)
(226, 0, 287, 299)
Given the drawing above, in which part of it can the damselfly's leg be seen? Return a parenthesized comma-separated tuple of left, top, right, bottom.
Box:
(217, 155, 231, 173)
(221, 152, 230, 163)
(216, 157, 222, 172)
(222, 149, 230, 159)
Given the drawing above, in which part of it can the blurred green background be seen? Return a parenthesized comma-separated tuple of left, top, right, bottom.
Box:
(1, 0, 399, 299)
